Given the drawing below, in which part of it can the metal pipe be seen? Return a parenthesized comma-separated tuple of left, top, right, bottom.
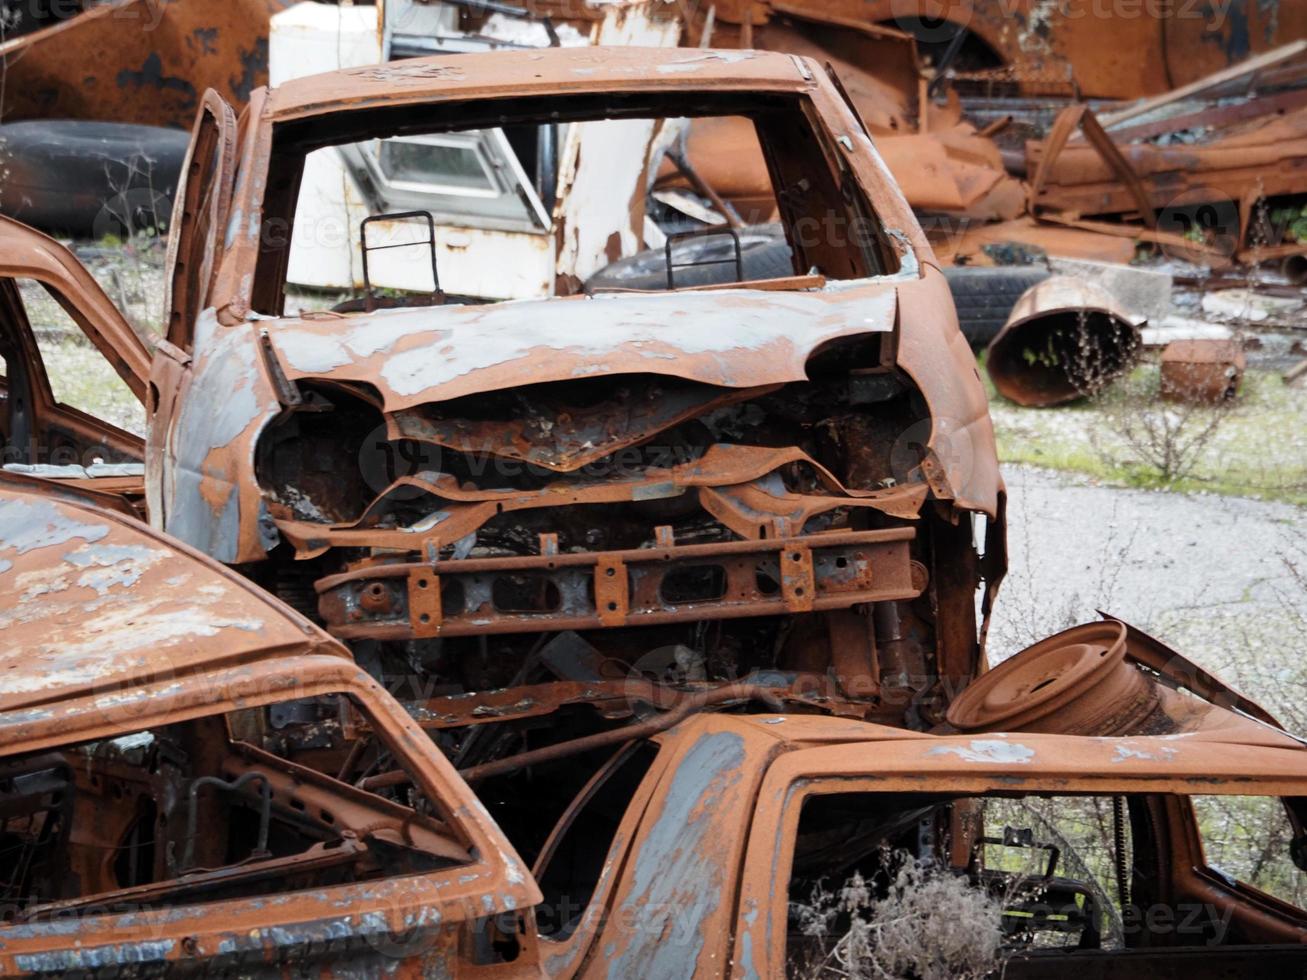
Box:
(183, 772, 271, 871)
(459, 684, 784, 783)
(358, 684, 785, 791)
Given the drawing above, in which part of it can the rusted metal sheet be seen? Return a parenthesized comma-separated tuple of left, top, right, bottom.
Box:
(0, 0, 286, 127)
(1025, 44, 1307, 268)
(689, 0, 1307, 101)
(1160, 338, 1247, 403)
(0, 471, 340, 715)
(986, 275, 1144, 407)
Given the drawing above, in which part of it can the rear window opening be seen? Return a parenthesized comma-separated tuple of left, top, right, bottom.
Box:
(0, 694, 467, 924)
(264, 91, 900, 314)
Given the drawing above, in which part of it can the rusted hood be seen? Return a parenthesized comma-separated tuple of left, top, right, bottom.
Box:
(264, 284, 899, 411)
(0, 473, 345, 714)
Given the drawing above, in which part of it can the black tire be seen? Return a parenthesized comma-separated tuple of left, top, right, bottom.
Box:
(0, 120, 190, 238)
(586, 226, 795, 291)
(945, 265, 1051, 349)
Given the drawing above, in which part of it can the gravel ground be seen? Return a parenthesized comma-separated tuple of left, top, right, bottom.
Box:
(990, 464, 1307, 730)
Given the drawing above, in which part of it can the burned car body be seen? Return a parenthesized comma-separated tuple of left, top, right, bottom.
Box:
(2, 498, 1305, 980)
(0, 472, 539, 975)
(149, 47, 1005, 741)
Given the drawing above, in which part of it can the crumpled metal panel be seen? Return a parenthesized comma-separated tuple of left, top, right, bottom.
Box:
(276, 442, 928, 555)
(264, 286, 899, 412)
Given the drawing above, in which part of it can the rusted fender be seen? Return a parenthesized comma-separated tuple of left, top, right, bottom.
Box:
(896, 267, 1002, 516)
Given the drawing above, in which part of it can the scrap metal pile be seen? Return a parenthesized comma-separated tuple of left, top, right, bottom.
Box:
(0, 2, 1304, 975)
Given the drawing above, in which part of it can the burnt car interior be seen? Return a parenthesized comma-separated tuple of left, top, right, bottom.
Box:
(0, 277, 142, 470)
(785, 790, 1307, 978)
(251, 352, 976, 757)
(261, 90, 900, 315)
(0, 695, 469, 923)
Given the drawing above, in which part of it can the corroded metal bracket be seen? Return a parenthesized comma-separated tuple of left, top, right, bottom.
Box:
(317, 528, 924, 641)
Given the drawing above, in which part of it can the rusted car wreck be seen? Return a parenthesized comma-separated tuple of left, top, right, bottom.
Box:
(2, 44, 1307, 977)
(2, 481, 1306, 975)
(152, 46, 1005, 736)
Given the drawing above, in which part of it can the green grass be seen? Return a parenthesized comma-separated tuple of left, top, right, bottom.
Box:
(983, 355, 1307, 506)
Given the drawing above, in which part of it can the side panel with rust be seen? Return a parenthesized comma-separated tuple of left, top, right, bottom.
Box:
(155, 312, 279, 564)
(585, 720, 781, 977)
(0, 0, 282, 127)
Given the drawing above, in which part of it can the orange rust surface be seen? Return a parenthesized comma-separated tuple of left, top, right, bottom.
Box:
(0, 0, 285, 127)
(691, 0, 1307, 100)
(0, 472, 341, 718)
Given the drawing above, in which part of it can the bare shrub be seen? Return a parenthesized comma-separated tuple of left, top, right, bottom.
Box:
(793, 861, 1004, 980)
(1039, 304, 1237, 487)
(1089, 360, 1236, 485)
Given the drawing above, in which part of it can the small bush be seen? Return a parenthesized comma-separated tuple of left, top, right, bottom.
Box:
(1090, 362, 1235, 486)
(793, 861, 1004, 980)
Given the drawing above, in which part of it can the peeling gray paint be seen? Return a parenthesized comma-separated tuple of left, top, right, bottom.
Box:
(64, 543, 166, 596)
(0, 498, 109, 555)
(928, 739, 1035, 765)
(163, 313, 274, 562)
(267, 287, 898, 409)
(608, 730, 746, 978)
(15, 939, 175, 972)
(656, 50, 757, 73)
(1112, 743, 1178, 763)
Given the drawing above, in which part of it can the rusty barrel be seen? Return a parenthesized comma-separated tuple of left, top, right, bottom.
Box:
(985, 276, 1143, 407)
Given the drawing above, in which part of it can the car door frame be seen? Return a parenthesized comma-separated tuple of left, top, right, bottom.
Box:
(0, 656, 543, 974)
(148, 89, 239, 524)
(0, 216, 150, 468)
(734, 738, 1307, 976)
